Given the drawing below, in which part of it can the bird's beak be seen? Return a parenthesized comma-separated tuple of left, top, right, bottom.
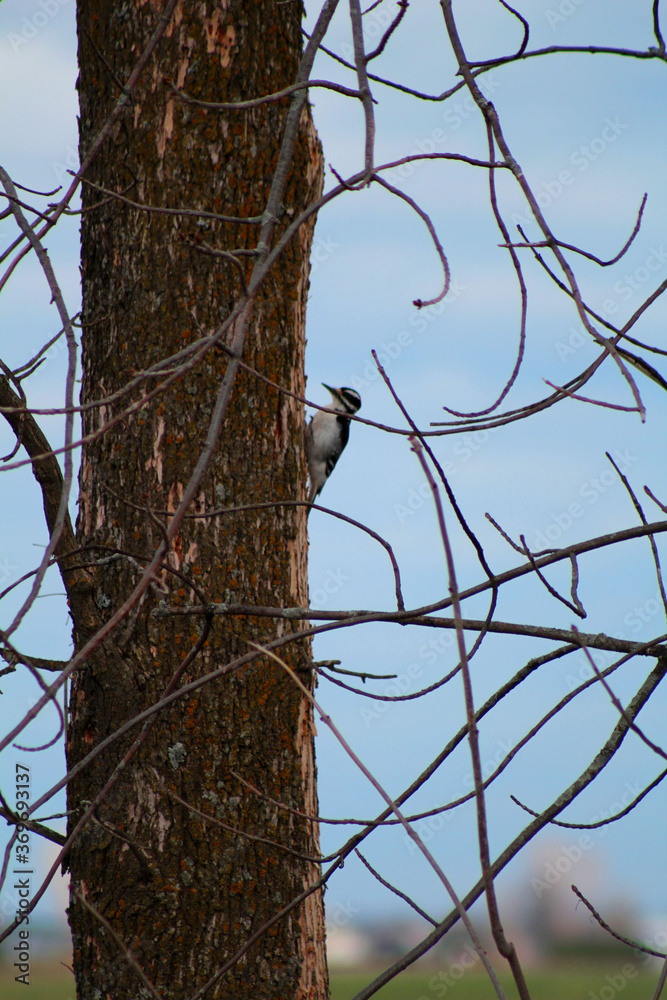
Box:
(321, 383, 342, 407)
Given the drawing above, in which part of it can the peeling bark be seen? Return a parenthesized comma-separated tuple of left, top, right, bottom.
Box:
(68, 2, 326, 997)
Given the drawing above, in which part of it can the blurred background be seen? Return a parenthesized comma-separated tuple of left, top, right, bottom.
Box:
(0, 0, 665, 994)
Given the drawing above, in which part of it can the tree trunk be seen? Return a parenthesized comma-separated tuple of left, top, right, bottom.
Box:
(67, 2, 326, 997)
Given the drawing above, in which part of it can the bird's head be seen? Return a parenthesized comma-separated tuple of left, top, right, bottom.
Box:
(322, 384, 362, 415)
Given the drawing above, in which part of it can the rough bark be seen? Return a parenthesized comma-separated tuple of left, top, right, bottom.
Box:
(67, 1, 326, 997)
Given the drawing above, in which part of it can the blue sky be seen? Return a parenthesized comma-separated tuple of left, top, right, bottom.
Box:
(0, 0, 665, 952)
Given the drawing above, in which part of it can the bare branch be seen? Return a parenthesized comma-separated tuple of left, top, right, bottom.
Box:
(607, 452, 667, 621)
(365, 0, 409, 61)
(511, 768, 667, 830)
(572, 885, 666, 959)
(355, 849, 437, 925)
(165, 77, 365, 110)
(571, 629, 667, 763)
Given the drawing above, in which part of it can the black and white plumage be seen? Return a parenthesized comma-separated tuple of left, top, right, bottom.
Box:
(306, 384, 362, 506)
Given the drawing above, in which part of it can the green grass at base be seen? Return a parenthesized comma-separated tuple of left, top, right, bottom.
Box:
(1, 960, 656, 999)
(1, 960, 75, 1000)
(331, 966, 655, 1000)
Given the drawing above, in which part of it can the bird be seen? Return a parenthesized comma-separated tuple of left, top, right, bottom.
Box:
(306, 384, 362, 506)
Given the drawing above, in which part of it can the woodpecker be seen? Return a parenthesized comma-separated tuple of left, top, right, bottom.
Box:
(306, 384, 362, 506)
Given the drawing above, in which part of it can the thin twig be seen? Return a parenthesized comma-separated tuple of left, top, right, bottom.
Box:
(410, 436, 524, 997)
(511, 767, 667, 829)
(355, 849, 438, 925)
(606, 452, 667, 622)
(442, 118, 526, 418)
(440, 0, 647, 424)
(251, 641, 509, 1000)
(165, 77, 363, 110)
(572, 885, 666, 958)
(651, 959, 667, 1000)
(0, 168, 78, 640)
(503, 193, 647, 267)
(365, 0, 409, 61)
(571, 628, 667, 762)
(351, 656, 667, 1000)
(520, 535, 586, 618)
(350, 0, 376, 178)
(653, 0, 666, 52)
(372, 175, 450, 307)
